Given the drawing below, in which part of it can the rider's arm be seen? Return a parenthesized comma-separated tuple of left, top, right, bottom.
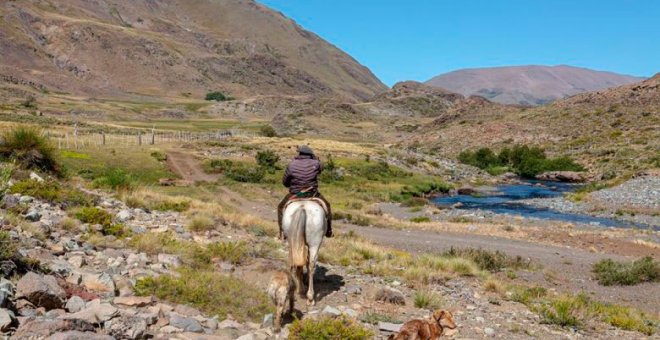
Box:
(282, 165, 292, 187)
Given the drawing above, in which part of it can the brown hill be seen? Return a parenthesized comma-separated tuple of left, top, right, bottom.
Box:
(425, 65, 645, 106)
(413, 74, 659, 179)
(0, 0, 386, 102)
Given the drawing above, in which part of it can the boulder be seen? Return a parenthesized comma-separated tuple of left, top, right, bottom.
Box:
(536, 171, 584, 183)
(0, 278, 14, 308)
(13, 319, 95, 338)
(16, 272, 66, 310)
(378, 321, 402, 333)
(113, 296, 153, 307)
(47, 331, 115, 340)
(321, 305, 341, 316)
(116, 210, 133, 223)
(374, 286, 405, 305)
(29, 172, 45, 182)
(61, 299, 119, 324)
(25, 209, 42, 222)
(169, 313, 203, 333)
(65, 296, 86, 313)
(82, 272, 116, 293)
(105, 315, 149, 339)
(157, 254, 182, 268)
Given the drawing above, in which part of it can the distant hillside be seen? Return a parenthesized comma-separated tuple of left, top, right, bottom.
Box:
(426, 65, 645, 106)
(0, 0, 386, 102)
(411, 75, 659, 179)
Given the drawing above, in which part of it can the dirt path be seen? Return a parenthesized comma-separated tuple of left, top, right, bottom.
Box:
(342, 223, 660, 314)
(166, 150, 220, 182)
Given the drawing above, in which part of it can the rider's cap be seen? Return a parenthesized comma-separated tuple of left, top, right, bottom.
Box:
(297, 145, 314, 155)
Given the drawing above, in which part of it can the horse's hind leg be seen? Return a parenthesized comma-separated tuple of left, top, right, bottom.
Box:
(306, 246, 319, 306)
(294, 266, 305, 297)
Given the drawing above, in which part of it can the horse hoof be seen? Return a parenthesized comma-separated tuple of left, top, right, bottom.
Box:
(306, 300, 315, 306)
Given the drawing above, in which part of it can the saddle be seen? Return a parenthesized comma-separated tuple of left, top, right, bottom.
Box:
(284, 195, 329, 216)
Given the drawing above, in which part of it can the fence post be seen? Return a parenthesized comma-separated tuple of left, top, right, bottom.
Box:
(138, 132, 142, 146)
(151, 126, 155, 145)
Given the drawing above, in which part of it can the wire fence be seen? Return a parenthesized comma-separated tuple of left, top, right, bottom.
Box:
(49, 126, 254, 149)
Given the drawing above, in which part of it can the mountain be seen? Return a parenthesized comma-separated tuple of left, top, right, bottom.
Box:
(425, 65, 645, 106)
(0, 0, 386, 102)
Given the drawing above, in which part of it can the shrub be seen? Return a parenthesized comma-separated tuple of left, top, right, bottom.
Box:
(204, 159, 234, 174)
(187, 214, 215, 232)
(413, 290, 443, 309)
(150, 150, 167, 162)
(204, 91, 231, 101)
(289, 316, 373, 340)
(207, 241, 247, 264)
(255, 150, 279, 169)
(360, 312, 402, 325)
(134, 269, 272, 322)
(92, 168, 134, 190)
(458, 145, 584, 178)
(410, 216, 430, 223)
(0, 127, 59, 173)
(73, 206, 113, 226)
(592, 257, 659, 286)
(259, 125, 277, 137)
(225, 163, 265, 183)
(0, 231, 16, 261)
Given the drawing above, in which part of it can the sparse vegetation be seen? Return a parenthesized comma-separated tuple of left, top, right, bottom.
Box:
(187, 214, 215, 232)
(72, 206, 127, 237)
(134, 269, 271, 322)
(458, 145, 584, 178)
(150, 150, 167, 162)
(360, 312, 402, 325)
(204, 91, 232, 102)
(289, 316, 374, 340)
(0, 127, 59, 173)
(255, 150, 279, 170)
(410, 216, 430, 223)
(441, 247, 530, 272)
(9, 179, 96, 207)
(592, 256, 659, 286)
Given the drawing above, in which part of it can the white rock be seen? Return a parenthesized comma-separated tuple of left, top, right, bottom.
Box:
(29, 172, 44, 182)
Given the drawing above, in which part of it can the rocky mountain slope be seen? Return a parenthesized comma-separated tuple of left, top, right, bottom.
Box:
(426, 65, 645, 106)
(413, 74, 659, 179)
(0, 0, 386, 102)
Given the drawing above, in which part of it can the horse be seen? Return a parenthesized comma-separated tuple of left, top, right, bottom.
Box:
(281, 199, 327, 306)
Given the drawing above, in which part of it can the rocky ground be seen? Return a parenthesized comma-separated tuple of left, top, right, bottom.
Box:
(2, 176, 657, 339)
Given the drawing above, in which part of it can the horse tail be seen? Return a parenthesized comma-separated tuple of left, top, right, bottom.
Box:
(288, 208, 308, 267)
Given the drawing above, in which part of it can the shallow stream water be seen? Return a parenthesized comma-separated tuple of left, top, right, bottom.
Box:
(433, 180, 653, 229)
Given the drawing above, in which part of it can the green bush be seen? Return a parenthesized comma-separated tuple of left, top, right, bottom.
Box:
(204, 91, 232, 101)
(92, 168, 134, 190)
(259, 125, 277, 137)
(593, 257, 659, 286)
(401, 196, 428, 207)
(289, 316, 373, 340)
(150, 151, 167, 162)
(458, 145, 584, 178)
(255, 150, 279, 169)
(9, 179, 95, 207)
(413, 290, 443, 309)
(225, 163, 265, 183)
(410, 216, 430, 223)
(134, 269, 272, 322)
(72, 206, 126, 237)
(204, 159, 234, 174)
(0, 127, 59, 173)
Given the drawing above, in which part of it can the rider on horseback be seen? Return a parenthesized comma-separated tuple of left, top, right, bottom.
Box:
(278, 145, 333, 238)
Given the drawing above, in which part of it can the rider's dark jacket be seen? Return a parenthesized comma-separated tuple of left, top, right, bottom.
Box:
(282, 154, 323, 194)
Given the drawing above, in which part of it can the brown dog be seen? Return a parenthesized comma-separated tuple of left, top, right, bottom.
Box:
(388, 310, 457, 340)
(267, 270, 295, 332)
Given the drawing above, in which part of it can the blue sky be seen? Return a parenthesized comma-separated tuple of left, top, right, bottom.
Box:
(259, 0, 660, 86)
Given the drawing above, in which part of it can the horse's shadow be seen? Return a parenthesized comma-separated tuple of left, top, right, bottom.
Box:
(311, 265, 344, 300)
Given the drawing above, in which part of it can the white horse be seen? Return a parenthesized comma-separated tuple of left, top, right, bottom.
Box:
(281, 200, 327, 306)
